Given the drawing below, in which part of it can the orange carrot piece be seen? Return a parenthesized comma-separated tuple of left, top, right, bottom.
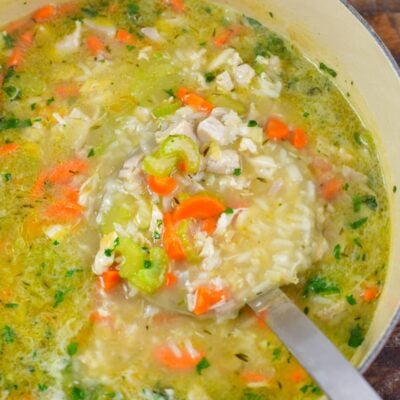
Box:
(115, 29, 136, 45)
(32, 5, 57, 23)
(7, 47, 24, 69)
(47, 159, 88, 185)
(177, 87, 214, 114)
(290, 128, 308, 149)
(0, 143, 19, 156)
(241, 372, 271, 384)
(86, 35, 105, 56)
(170, 0, 185, 12)
(55, 83, 80, 99)
(31, 172, 48, 198)
(256, 310, 269, 329)
(163, 213, 186, 260)
(173, 195, 225, 222)
(265, 118, 290, 141)
(320, 177, 342, 201)
(290, 367, 307, 384)
(177, 160, 187, 173)
(201, 217, 217, 235)
(154, 345, 203, 369)
(57, 2, 79, 16)
(164, 272, 178, 288)
(18, 30, 35, 47)
(362, 286, 379, 302)
(148, 175, 177, 196)
(45, 200, 83, 221)
(193, 286, 229, 315)
(5, 18, 33, 35)
(213, 29, 232, 47)
(100, 269, 121, 292)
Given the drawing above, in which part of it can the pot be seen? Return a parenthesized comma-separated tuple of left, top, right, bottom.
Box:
(1, 0, 399, 374)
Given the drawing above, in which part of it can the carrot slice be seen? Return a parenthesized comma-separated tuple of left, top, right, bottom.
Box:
(57, 2, 79, 16)
(177, 87, 214, 114)
(290, 128, 308, 149)
(164, 272, 178, 288)
(320, 177, 342, 201)
(55, 83, 80, 99)
(32, 5, 57, 23)
(5, 18, 33, 35)
(213, 26, 242, 47)
(115, 29, 137, 45)
(86, 35, 105, 56)
(18, 30, 35, 47)
(45, 200, 83, 221)
(241, 372, 271, 384)
(31, 172, 48, 198)
(201, 217, 217, 235)
(255, 310, 269, 329)
(163, 213, 186, 260)
(47, 159, 88, 185)
(154, 345, 203, 369)
(148, 175, 177, 196)
(0, 143, 19, 156)
(170, 0, 185, 12)
(362, 286, 379, 302)
(7, 48, 24, 69)
(193, 286, 229, 315)
(265, 118, 290, 141)
(290, 367, 307, 384)
(173, 195, 225, 222)
(100, 269, 121, 292)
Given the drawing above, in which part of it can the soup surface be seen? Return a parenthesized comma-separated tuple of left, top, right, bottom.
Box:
(0, 0, 390, 399)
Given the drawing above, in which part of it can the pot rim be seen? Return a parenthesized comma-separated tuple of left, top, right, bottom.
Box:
(339, 0, 400, 374)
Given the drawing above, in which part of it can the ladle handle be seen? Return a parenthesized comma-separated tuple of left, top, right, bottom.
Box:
(248, 288, 381, 400)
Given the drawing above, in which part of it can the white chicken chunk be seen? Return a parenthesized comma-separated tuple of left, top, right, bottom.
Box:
(232, 64, 256, 87)
(208, 48, 243, 71)
(206, 149, 240, 175)
(239, 138, 258, 154)
(141, 27, 163, 42)
(197, 116, 227, 145)
(56, 21, 82, 53)
(216, 71, 234, 92)
(93, 232, 118, 275)
(156, 120, 198, 144)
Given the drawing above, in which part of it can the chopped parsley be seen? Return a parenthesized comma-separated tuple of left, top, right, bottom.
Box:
(204, 72, 216, 82)
(333, 244, 341, 260)
(3, 86, 21, 101)
(104, 237, 120, 256)
(0, 117, 32, 132)
(2, 33, 15, 49)
(224, 207, 234, 214)
(319, 62, 337, 78)
(87, 148, 95, 158)
(54, 290, 65, 307)
(352, 195, 378, 212)
(81, 6, 98, 17)
(247, 120, 258, 127)
(70, 386, 86, 400)
(38, 383, 48, 392)
(164, 89, 175, 98)
(46, 97, 55, 106)
(126, 45, 136, 51)
(272, 348, 281, 360)
(303, 276, 340, 296)
(153, 231, 161, 240)
(53, 240, 60, 246)
(353, 237, 363, 248)
(243, 16, 262, 30)
(233, 168, 242, 176)
(300, 384, 322, 395)
(3, 173, 11, 182)
(144, 260, 152, 269)
(346, 294, 357, 305)
(196, 357, 210, 375)
(4, 303, 18, 309)
(348, 325, 364, 348)
(30, 102, 37, 111)
(303, 111, 310, 118)
(2, 325, 16, 344)
(349, 217, 368, 230)
(127, 2, 140, 15)
(67, 342, 78, 356)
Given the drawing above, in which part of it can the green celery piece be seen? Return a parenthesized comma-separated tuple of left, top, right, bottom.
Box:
(143, 135, 200, 177)
(176, 220, 200, 263)
(153, 101, 181, 118)
(118, 238, 168, 293)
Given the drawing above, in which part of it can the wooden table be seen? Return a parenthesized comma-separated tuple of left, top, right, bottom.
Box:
(348, 1, 399, 399)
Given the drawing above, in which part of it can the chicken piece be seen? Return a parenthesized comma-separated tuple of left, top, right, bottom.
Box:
(206, 149, 240, 175)
(216, 71, 234, 92)
(197, 116, 227, 145)
(232, 64, 256, 87)
(93, 232, 118, 275)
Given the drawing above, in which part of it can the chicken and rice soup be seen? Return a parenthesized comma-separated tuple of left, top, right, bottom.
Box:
(0, 0, 390, 399)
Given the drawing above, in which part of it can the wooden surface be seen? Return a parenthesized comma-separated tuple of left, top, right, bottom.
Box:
(348, 1, 400, 399)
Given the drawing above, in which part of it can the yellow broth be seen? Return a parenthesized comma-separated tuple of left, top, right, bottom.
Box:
(0, 0, 389, 399)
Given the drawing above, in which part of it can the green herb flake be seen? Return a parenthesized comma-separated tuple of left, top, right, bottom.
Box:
(126, 44, 136, 51)
(353, 195, 377, 212)
(2, 325, 16, 343)
(349, 217, 368, 230)
(157, 219, 163, 228)
(269, 11, 274, 18)
(153, 231, 161, 240)
(352, 195, 362, 212)
(71, 386, 86, 400)
(303, 111, 310, 118)
(233, 168, 242, 176)
(164, 89, 175, 98)
(67, 342, 78, 356)
(53, 240, 59, 246)
(4, 303, 18, 309)
(54, 290, 65, 307)
(0, 118, 32, 132)
(333, 244, 341, 260)
(319, 62, 337, 78)
(113, 237, 120, 247)
(104, 248, 113, 257)
(81, 7, 98, 17)
(348, 325, 364, 348)
(3, 173, 12, 182)
(303, 276, 340, 296)
(46, 97, 55, 106)
(394, 186, 397, 194)
(343, 182, 349, 191)
(196, 357, 210, 375)
(144, 260, 152, 269)
(204, 72, 216, 82)
(38, 383, 48, 392)
(243, 16, 262, 29)
(87, 148, 95, 158)
(247, 120, 258, 127)
(3, 86, 21, 101)
(346, 294, 357, 305)
(224, 207, 234, 214)
(272, 348, 281, 360)
(30, 103, 37, 111)
(127, 2, 140, 15)
(353, 237, 363, 248)
(2, 32, 15, 49)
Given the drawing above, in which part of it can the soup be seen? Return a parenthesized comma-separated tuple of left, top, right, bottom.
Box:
(0, 0, 389, 399)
